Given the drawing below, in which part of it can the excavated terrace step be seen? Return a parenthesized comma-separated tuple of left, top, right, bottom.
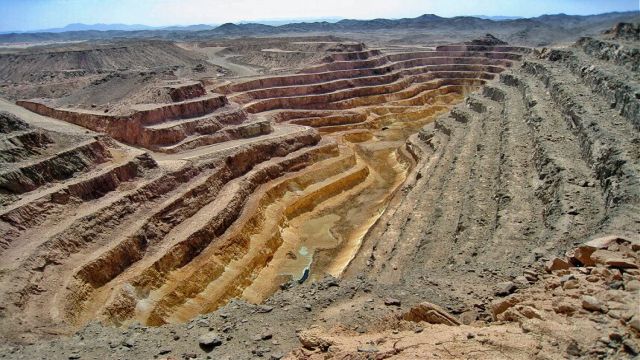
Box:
(217, 57, 513, 94)
(129, 94, 229, 123)
(141, 105, 249, 148)
(0, 153, 156, 252)
(157, 119, 273, 154)
(0, 130, 52, 163)
(143, 107, 244, 130)
(164, 81, 207, 102)
(0, 152, 155, 231)
(535, 50, 640, 129)
(115, 146, 367, 324)
(325, 82, 481, 110)
(0, 126, 321, 333)
(385, 50, 524, 62)
(302, 50, 522, 74)
(242, 77, 485, 113)
(322, 49, 382, 62)
(519, 60, 640, 235)
(434, 45, 530, 52)
(229, 67, 500, 103)
(64, 139, 338, 325)
(156, 161, 370, 324)
(17, 94, 232, 149)
(0, 138, 111, 196)
(500, 71, 607, 241)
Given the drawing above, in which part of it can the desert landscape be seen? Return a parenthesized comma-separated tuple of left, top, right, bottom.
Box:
(0, 5, 639, 360)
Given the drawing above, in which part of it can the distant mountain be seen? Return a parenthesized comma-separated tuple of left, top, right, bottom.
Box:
(474, 16, 523, 21)
(39, 23, 156, 33)
(161, 24, 217, 31)
(0, 23, 220, 34)
(239, 17, 343, 26)
(0, 11, 638, 44)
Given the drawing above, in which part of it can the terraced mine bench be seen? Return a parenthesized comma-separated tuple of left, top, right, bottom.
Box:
(215, 44, 529, 133)
(2, 41, 539, 334)
(17, 86, 272, 152)
(347, 37, 640, 293)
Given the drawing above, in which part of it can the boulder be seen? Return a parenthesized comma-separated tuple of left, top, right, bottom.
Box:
(581, 295, 605, 312)
(357, 344, 379, 353)
(384, 298, 401, 306)
(523, 269, 538, 282)
(546, 257, 571, 272)
(626, 280, 640, 291)
(591, 250, 638, 269)
(553, 302, 577, 315)
(518, 305, 544, 320)
(562, 279, 580, 290)
(198, 332, 222, 350)
(566, 245, 597, 266)
(459, 310, 478, 325)
(514, 276, 531, 288)
(498, 305, 543, 322)
(491, 295, 521, 319)
(402, 302, 460, 326)
(495, 281, 517, 296)
(584, 235, 631, 250)
(297, 329, 333, 351)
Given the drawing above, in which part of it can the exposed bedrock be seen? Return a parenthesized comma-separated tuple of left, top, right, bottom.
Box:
(166, 81, 207, 102)
(0, 138, 111, 195)
(16, 94, 229, 148)
(322, 49, 382, 62)
(0, 153, 157, 234)
(0, 111, 31, 133)
(604, 22, 640, 40)
(0, 111, 54, 163)
(0, 131, 53, 163)
(576, 37, 640, 71)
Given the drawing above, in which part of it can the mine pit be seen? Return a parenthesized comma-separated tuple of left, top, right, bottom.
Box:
(1, 39, 515, 330)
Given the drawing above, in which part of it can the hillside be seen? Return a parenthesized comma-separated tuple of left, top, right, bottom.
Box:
(1, 11, 638, 47)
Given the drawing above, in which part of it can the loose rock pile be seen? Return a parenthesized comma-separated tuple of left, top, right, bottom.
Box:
(290, 236, 640, 359)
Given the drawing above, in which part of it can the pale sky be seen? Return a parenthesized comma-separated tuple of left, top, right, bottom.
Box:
(1, 0, 638, 32)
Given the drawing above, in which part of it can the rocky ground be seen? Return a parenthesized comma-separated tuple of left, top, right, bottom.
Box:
(291, 235, 640, 359)
(0, 236, 637, 359)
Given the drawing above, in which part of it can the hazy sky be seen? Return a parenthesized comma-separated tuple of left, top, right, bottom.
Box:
(1, 0, 638, 32)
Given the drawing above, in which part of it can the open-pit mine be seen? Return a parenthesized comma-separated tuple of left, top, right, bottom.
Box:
(0, 12, 639, 360)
